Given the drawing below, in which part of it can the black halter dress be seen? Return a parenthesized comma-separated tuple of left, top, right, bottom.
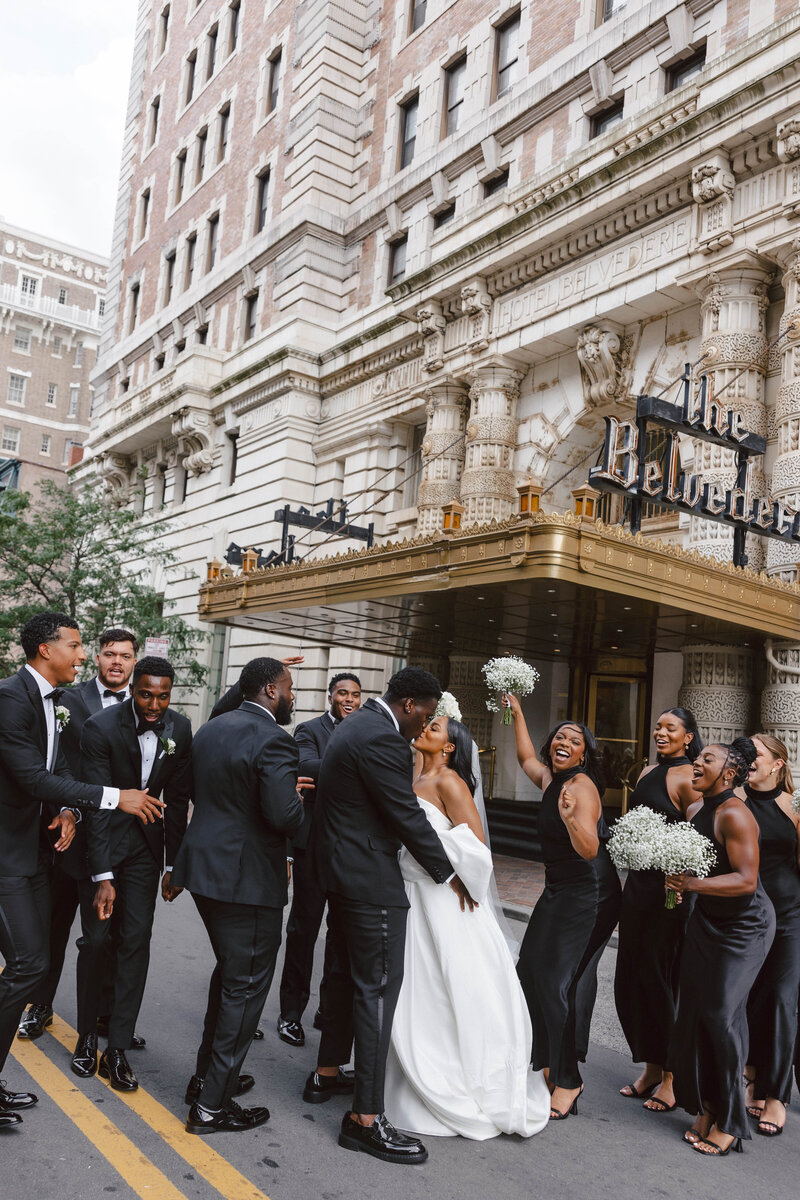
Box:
(517, 766, 621, 1089)
(613, 757, 694, 1067)
(671, 791, 775, 1138)
(744, 784, 800, 1103)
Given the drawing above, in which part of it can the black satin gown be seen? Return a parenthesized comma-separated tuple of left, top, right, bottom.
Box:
(671, 791, 775, 1138)
(613, 757, 695, 1067)
(744, 784, 800, 1103)
(517, 766, 621, 1089)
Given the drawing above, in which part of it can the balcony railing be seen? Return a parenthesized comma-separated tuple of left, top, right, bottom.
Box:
(0, 282, 100, 330)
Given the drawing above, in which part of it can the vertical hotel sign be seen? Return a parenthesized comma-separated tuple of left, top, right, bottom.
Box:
(589, 371, 800, 567)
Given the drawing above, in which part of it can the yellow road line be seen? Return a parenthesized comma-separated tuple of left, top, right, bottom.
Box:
(39, 1014, 271, 1200)
(11, 1034, 190, 1200)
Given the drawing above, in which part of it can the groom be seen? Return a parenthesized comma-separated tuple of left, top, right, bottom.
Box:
(307, 667, 474, 1165)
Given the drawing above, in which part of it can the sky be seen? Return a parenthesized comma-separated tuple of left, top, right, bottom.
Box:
(0, 0, 139, 258)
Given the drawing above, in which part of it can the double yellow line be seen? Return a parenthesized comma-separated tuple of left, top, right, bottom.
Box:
(11, 1013, 271, 1200)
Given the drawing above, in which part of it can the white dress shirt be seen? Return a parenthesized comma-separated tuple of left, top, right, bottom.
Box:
(93, 719, 162, 884)
(373, 696, 400, 732)
(96, 677, 130, 708)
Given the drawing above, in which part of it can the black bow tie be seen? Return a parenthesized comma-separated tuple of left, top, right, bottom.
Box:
(103, 689, 126, 701)
(136, 718, 165, 737)
(45, 688, 63, 703)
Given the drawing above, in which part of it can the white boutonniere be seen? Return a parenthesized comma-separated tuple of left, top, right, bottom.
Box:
(160, 736, 176, 756)
(55, 705, 70, 731)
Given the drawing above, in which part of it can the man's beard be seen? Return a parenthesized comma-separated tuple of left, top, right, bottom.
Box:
(274, 696, 293, 726)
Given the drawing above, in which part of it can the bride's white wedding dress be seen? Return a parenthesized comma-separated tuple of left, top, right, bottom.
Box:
(385, 797, 551, 1140)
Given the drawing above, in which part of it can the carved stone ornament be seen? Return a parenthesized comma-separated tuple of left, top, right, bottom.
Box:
(777, 118, 800, 164)
(417, 301, 446, 372)
(172, 407, 215, 475)
(691, 162, 734, 204)
(99, 453, 131, 507)
(460, 278, 493, 353)
(691, 157, 735, 254)
(576, 325, 622, 406)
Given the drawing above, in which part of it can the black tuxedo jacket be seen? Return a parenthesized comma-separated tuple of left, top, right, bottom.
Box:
(312, 699, 453, 909)
(292, 711, 337, 850)
(209, 680, 243, 719)
(172, 701, 304, 907)
(55, 677, 107, 878)
(80, 699, 193, 878)
(0, 667, 106, 877)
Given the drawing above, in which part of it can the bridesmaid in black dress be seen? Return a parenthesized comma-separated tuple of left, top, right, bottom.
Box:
(615, 708, 702, 1112)
(738, 732, 800, 1137)
(505, 696, 621, 1122)
(668, 739, 775, 1157)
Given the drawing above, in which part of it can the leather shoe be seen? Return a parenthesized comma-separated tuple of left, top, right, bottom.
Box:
(313, 1007, 323, 1031)
(71, 1032, 98, 1078)
(303, 1068, 355, 1104)
(184, 1073, 255, 1106)
(0, 1081, 38, 1110)
(186, 1099, 270, 1135)
(252, 1028, 264, 1041)
(0, 1111, 22, 1128)
(277, 1017, 304, 1047)
(99, 1049, 138, 1092)
(339, 1112, 428, 1164)
(17, 1004, 53, 1040)
(97, 1018, 146, 1050)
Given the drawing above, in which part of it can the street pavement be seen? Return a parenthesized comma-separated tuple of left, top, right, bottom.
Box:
(4, 890, 798, 1200)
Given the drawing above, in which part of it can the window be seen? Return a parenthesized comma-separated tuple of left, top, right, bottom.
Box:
(58, 287, 67, 305)
(267, 49, 282, 114)
(13, 326, 31, 352)
(484, 168, 509, 196)
(217, 103, 230, 162)
(206, 214, 219, 272)
(75, 341, 84, 366)
(590, 99, 624, 138)
(164, 251, 176, 303)
(129, 282, 140, 332)
(244, 292, 259, 342)
(388, 236, 408, 285)
(206, 24, 218, 79)
(98, 299, 106, 317)
(1, 427, 20, 454)
(7, 374, 26, 405)
(20, 275, 38, 306)
(46, 383, 57, 406)
(139, 188, 151, 239)
(40, 434, 51, 456)
(433, 203, 456, 229)
(399, 95, 418, 169)
(443, 56, 466, 137)
(667, 45, 707, 92)
(409, 0, 426, 33)
(255, 169, 270, 232)
(69, 385, 79, 416)
(149, 96, 160, 146)
(495, 12, 520, 97)
(196, 128, 207, 184)
(52, 336, 62, 356)
(602, 0, 626, 21)
(174, 149, 187, 203)
(158, 4, 170, 55)
(185, 50, 197, 104)
(185, 234, 197, 289)
(228, 0, 240, 54)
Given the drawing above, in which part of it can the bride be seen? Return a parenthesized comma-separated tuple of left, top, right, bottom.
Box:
(384, 715, 551, 1140)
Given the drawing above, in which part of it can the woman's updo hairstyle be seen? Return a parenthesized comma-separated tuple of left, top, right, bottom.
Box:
(660, 707, 703, 762)
(722, 737, 758, 787)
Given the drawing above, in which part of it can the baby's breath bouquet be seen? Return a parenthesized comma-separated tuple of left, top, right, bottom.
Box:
(483, 656, 540, 725)
(607, 807, 668, 872)
(792, 788, 800, 815)
(654, 822, 717, 909)
(435, 691, 462, 721)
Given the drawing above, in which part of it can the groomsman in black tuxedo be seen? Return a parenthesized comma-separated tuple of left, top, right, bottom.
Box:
(208, 654, 304, 719)
(17, 627, 139, 1042)
(173, 657, 305, 1135)
(0, 612, 160, 1129)
(277, 671, 362, 1047)
(71, 655, 192, 1091)
(307, 667, 474, 1165)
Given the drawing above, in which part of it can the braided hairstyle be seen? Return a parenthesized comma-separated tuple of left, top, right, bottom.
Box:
(720, 737, 758, 787)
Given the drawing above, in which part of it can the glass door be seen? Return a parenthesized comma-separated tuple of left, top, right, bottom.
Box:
(586, 675, 646, 812)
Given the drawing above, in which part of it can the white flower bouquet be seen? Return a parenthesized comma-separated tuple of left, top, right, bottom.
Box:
(483, 656, 540, 725)
(434, 691, 462, 722)
(653, 823, 717, 909)
(792, 788, 800, 815)
(608, 807, 716, 908)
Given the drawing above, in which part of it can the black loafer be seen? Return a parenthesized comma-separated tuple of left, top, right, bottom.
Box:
(186, 1100, 270, 1135)
(129, 1033, 146, 1050)
(277, 1017, 305, 1047)
(71, 1032, 98, 1078)
(313, 1007, 323, 1031)
(17, 1005, 53, 1040)
(303, 1068, 355, 1104)
(184, 1073, 255, 1106)
(0, 1111, 22, 1128)
(338, 1112, 428, 1164)
(0, 1082, 38, 1110)
(252, 1028, 264, 1041)
(99, 1049, 138, 1092)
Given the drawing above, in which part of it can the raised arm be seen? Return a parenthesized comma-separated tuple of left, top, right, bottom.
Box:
(504, 692, 549, 790)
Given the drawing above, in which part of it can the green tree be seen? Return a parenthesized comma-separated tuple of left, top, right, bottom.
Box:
(0, 480, 207, 688)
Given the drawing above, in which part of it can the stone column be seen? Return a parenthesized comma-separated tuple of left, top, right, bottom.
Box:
(415, 379, 468, 537)
(677, 644, 755, 744)
(689, 267, 770, 568)
(760, 642, 800, 768)
(460, 358, 526, 527)
(767, 239, 800, 583)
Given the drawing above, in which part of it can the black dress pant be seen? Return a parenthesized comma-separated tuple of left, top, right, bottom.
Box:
(318, 895, 408, 1116)
(29, 861, 79, 1008)
(76, 840, 160, 1048)
(278, 846, 327, 1022)
(0, 857, 50, 1072)
(192, 893, 283, 1111)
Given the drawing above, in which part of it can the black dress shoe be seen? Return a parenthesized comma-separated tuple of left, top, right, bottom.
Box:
(277, 1017, 305, 1047)
(313, 1007, 323, 1031)
(97, 1018, 146, 1050)
(338, 1112, 428, 1164)
(17, 1005, 53, 1040)
(303, 1068, 355, 1104)
(252, 1028, 264, 1041)
(0, 1111, 22, 1128)
(99, 1049, 138, 1092)
(71, 1032, 98, 1078)
(186, 1100, 270, 1135)
(184, 1073, 256, 1105)
(0, 1082, 38, 1110)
